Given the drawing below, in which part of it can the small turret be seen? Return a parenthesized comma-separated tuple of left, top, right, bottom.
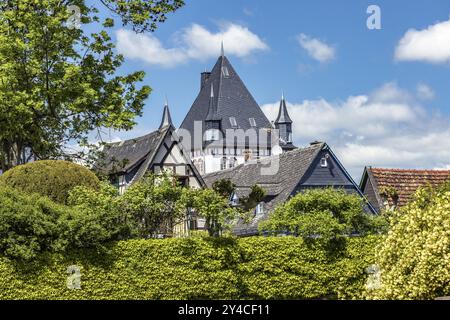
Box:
(159, 99, 173, 130)
(274, 93, 295, 151)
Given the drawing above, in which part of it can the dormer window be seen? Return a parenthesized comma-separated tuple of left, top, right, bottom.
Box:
(205, 129, 220, 142)
(229, 117, 237, 128)
(249, 118, 256, 127)
(222, 66, 230, 77)
(320, 155, 329, 168)
(230, 193, 239, 206)
(255, 202, 264, 216)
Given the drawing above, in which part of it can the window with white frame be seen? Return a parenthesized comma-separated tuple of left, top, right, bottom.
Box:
(205, 129, 220, 142)
(229, 117, 237, 128)
(249, 118, 256, 127)
(230, 193, 239, 206)
(222, 66, 230, 77)
(320, 155, 329, 168)
(255, 202, 264, 216)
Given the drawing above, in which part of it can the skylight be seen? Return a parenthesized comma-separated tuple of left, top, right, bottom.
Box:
(229, 117, 237, 127)
(249, 118, 256, 127)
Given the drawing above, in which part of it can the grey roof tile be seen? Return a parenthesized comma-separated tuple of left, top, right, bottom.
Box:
(203, 143, 325, 235)
(180, 55, 272, 147)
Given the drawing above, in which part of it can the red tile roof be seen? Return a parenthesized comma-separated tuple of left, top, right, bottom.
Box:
(370, 168, 450, 207)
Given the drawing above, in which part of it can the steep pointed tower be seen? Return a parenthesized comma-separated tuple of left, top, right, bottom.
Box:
(204, 83, 221, 141)
(159, 99, 173, 130)
(274, 93, 296, 151)
(180, 44, 273, 174)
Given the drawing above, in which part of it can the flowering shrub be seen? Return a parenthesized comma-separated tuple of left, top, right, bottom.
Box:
(370, 182, 450, 299)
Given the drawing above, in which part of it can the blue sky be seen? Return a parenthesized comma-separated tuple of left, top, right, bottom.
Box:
(94, 0, 450, 179)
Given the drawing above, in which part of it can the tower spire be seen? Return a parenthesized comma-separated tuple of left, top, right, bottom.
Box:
(221, 41, 224, 58)
(274, 92, 295, 151)
(159, 99, 173, 130)
(275, 92, 292, 124)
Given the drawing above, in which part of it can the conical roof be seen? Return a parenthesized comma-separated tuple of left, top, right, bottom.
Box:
(275, 94, 292, 124)
(159, 101, 173, 129)
(180, 54, 272, 138)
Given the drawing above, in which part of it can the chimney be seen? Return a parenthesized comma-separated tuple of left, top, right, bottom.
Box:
(201, 71, 211, 90)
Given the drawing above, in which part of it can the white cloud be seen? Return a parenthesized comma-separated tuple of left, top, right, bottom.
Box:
(262, 83, 450, 180)
(116, 30, 186, 67)
(116, 23, 268, 67)
(297, 33, 335, 63)
(395, 16, 450, 63)
(416, 83, 435, 100)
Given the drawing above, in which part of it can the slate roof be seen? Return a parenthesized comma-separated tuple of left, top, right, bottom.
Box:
(362, 167, 450, 209)
(203, 143, 325, 235)
(275, 96, 292, 124)
(179, 54, 272, 148)
(95, 127, 170, 175)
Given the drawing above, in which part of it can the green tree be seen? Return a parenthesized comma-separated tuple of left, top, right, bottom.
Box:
(185, 188, 239, 237)
(119, 174, 188, 237)
(212, 179, 235, 199)
(0, 186, 68, 260)
(65, 181, 132, 249)
(370, 182, 450, 300)
(259, 188, 386, 240)
(240, 184, 266, 212)
(0, 0, 183, 171)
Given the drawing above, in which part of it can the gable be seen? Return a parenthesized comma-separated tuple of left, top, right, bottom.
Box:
(361, 172, 382, 213)
(299, 149, 356, 188)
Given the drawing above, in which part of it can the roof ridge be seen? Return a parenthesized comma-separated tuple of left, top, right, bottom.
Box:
(371, 168, 450, 173)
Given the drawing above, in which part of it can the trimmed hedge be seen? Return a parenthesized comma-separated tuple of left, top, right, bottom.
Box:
(0, 236, 379, 300)
(0, 160, 100, 204)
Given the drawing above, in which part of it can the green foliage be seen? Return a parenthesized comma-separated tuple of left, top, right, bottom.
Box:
(0, 186, 69, 260)
(0, 180, 122, 260)
(99, 0, 185, 33)
(370, 182, 450, 299)
(0, 160, 100, 204)
(0, 236, 379, 300)
(260, 188, 387, 240)
(239, 236, 380, 299)
(63, 182, 132, 250)
(0, 0, 182, 170)
(185, 188, 239, 237)
(119, 175, 188, 237)
(212, 179, 236, 199)
(240, 185, 266, 212)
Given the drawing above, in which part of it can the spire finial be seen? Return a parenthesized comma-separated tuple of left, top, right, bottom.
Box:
(164, 95, 168, 107)
(159, 99, 173, 129)
(281, 90, 284, 101)
(221, 40, 224, 57)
